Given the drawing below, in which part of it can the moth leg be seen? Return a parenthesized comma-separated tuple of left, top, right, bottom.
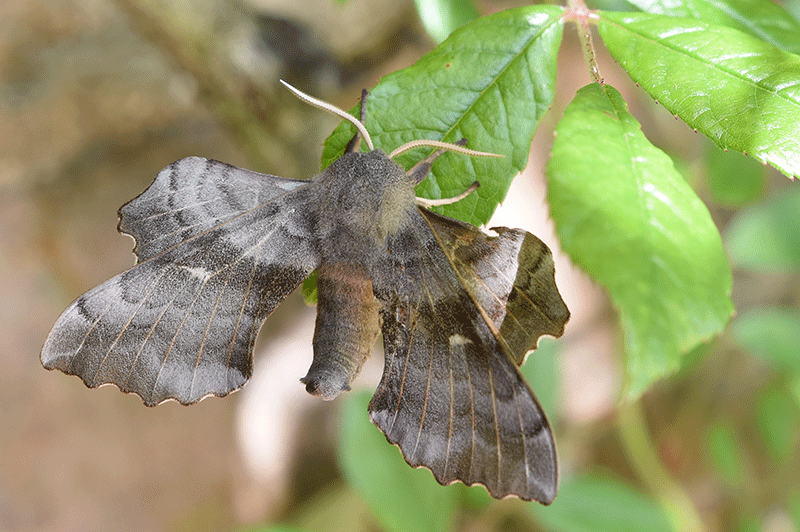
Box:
(406, 138, 468, 183)
(302, 262, 381, 400)
(344, 89, 370, 154)
(416, 181, 480, 209)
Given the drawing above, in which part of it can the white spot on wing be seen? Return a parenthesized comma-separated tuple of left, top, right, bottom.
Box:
(276, 181, 303, 191)
(449, 334, 472, 346)
(181, 265, 213, 282)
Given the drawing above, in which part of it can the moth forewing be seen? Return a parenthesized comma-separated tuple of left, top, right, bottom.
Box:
(420, 209, 569, 365)
(41, 156, 323, 406)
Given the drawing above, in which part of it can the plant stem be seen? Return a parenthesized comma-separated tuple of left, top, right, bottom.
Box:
(564, 0, 603, 84)
(617, 400, 707, 532)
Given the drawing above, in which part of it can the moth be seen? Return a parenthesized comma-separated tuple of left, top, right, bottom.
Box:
(42, 81, 569, 504)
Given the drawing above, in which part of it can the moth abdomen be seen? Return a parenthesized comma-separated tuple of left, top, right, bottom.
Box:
(299, 371, 350, 399)
(304, 263, 381, 401)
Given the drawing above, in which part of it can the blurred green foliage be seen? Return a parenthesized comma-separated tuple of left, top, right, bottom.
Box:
(528, 475, 673, 532)
(725, 188, 800, 271)
(705, 421, 745, 488)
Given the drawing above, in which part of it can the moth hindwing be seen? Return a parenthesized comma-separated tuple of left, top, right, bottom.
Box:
(41, 81, 569, 504)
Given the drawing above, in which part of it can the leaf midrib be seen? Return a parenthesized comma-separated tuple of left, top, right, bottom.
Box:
(601, 14, 800, 109)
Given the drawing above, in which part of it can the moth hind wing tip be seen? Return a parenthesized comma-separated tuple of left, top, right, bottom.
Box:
(427, 466, 558, 505)
(367, 399, 557, 504)
(40, 345, 64, 370)
(370, 422, 557, 504)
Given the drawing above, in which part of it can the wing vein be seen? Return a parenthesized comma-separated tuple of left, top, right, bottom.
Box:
(227, 248, 260, 376)
(122, 267, 195, 388)
(91, 268, 169, 383)
(410, 282, 438, 461)
(444, 337, 455, 478)
(488, 366, 502, 491)
(189, 264, 237, 400)
(151, 274, 212, 399)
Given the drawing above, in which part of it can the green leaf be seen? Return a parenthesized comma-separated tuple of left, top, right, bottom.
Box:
(301, 271, 318, 305)
(529, 474, 674, 532)
(730, 307, 800, 373)
(755, 384, 799, 460)
(789, 489, 800, 530)
(338, 391, 458, 532)
(322, 5, 565, 226)
(705, 420, 744, 487)
(736, 515, 762, 532)
(724, 187, 800, 271)
(790, 375, 800, 409)
(622, 0, 800, 53)
(520, 336, 560, 417)
(790, 0, 800, 22)
(598, 12, 800, 178)
(547, 83, 733, 398)
(413, 0, 480, 44)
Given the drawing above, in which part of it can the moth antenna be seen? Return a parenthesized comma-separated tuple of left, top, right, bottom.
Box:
(390, 139, 502, 160)
(280, 79, 374, 150)
(416, 181, 480, 209)
(344, 89, 369, 154)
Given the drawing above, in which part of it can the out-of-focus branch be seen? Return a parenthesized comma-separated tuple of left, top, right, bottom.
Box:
(618, 401, 707, 532)
(113, 0, 311, 175)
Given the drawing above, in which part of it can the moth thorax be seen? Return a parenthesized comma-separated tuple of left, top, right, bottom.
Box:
(331, 150, 415, 240)
(372, 154, 416, 238)
(378, 177, 416, 238)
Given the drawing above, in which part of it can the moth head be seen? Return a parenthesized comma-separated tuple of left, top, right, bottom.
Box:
(280, 80, 502, 204)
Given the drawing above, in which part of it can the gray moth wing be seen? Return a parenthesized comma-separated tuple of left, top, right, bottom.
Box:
(368, 205, 567, 504)
(41, 157, 321, 406)
(119, 157, 309, 260)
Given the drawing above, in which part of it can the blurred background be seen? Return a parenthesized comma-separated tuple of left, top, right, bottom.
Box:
(2, 0, 799, 531)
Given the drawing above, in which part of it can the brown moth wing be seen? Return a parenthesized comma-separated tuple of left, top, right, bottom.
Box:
(369, 207, 560, 503)
(41, 157, 321, 406)
(420, 209, 569, 365)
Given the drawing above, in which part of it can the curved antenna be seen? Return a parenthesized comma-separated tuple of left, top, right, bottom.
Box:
(280, 79, 374, 151)
(389, 139, 502, 160)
